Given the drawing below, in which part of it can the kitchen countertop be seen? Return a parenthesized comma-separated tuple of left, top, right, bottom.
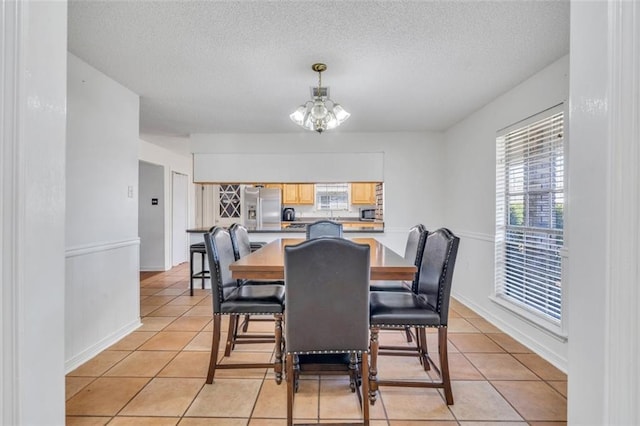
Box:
(186, 220, 384, 234)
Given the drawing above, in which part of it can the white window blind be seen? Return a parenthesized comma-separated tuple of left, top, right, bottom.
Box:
(316, 183, 349, 210)
(495, 106, 565, 323)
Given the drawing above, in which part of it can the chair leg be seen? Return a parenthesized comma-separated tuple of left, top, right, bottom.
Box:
(361, 352, 370, 426)
(404, 326, 413, 343)
(293, 354, 300, 393)
(368, 327, 379, 405)
(206, 315, 222, 384)
(439, 327, 454, 405)
(274, 313, 283, 384)
(242, 314, 251, 332)
(348, 353, 358, 393)
(224, 315, 238, 357)
(418, 327, 430, 371)
(286, 353, 295, 426)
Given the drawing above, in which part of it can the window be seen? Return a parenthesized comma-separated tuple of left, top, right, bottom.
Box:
(316, 183, 349, 211)
(495, 106, 565, 324)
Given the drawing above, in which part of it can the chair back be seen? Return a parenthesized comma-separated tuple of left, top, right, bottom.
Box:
(404, 224, 428, 291)
(203, 227, 238, 313)
(306, 220, 343, 239)
(415, 228, 460, 325)
(284, 238, 370, 353)
(229, 223, 251, 260)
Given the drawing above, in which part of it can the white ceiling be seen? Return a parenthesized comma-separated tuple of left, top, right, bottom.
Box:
(67, 0, 569, 137)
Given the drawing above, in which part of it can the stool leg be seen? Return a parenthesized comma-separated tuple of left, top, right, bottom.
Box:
(189, 250, 195, 296)
(200, 252, 206, 290)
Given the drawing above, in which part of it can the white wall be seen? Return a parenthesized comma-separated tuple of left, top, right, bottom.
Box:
(191, 132, 446, 253)
(139, 137, 193, 270)
(65, 53, 141, 372)
(568, 1, 640, 424)
(1, 1, 67, 423)
(443, 55, 570, 370)
(139, 161, 165, 270)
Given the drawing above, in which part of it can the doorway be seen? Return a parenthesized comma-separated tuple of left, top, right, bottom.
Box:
(172, 172, 188, 266)
(139, 161, 165, 271)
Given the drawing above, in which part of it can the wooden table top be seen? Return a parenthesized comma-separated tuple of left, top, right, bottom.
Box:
(229, 238, 417, 281)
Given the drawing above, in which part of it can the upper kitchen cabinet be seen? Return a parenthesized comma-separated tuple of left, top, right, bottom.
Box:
(264, 184, 282, 191)
(351, 183, 376, 204)
(283, 183, 315, 205)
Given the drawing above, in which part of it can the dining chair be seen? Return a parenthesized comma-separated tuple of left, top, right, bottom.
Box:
(203, 227, 285, 384)
(370, 224, 427, 292)
(227, 223, 284, 355)
(368, 228, 460, 405)
(305, 219, 343, 239)
(370, 224, 428, 343)
(284, 237, 371, 426)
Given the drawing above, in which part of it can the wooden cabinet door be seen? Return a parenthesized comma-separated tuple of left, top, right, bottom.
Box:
(297, 184, 315, 204)
(351, 183, 375, 204)
(282, 184, 299, 204)
(263, 183, 282, 198)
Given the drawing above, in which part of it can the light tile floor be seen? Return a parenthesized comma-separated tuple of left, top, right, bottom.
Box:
(66, 263, 567, 425)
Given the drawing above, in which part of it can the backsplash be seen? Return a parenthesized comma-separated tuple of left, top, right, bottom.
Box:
(285, 203, 375, 219)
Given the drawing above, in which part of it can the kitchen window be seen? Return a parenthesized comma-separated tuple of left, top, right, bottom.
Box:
(316, 183, 349, 211)
(494, 105, 566, 331)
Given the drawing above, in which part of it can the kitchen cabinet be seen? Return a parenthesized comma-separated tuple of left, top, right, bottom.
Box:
(351, 183, 376, 205)
(297, 184, 315, 204)
(283, 184, 315, 205)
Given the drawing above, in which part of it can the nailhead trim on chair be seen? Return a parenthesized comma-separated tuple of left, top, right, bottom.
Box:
(371, 323, 445, 329)
(214, 312, 282, 316)
(287, 349, 367, 355)
(436, 233, 456, 314)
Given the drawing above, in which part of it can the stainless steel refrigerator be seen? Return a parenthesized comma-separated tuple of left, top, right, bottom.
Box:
(243, 187, 282, 230)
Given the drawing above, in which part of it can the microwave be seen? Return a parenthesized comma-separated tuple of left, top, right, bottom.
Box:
(360, 208, 376, 221)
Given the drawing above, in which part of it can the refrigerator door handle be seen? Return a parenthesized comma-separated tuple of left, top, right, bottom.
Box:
(257, 199, 262, 228)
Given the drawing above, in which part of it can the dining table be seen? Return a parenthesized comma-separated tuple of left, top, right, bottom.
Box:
(229, 237, 417, 281)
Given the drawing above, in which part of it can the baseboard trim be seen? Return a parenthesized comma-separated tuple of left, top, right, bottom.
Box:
(65, 319, 142, 373)
(452, 293, 568, 373)
(140, 266, 168, 272)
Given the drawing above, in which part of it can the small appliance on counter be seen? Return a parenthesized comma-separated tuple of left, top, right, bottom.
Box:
(282, 207, 296, 222)
(359, 208, 376, 221)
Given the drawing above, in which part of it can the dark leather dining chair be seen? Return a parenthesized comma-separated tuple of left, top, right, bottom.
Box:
(370, 224, 428, 343)
(306, 219, 343, 239)
(284, 237, 371, 426)
(203, 227, 285, 384)
(227, 223, 284, 354)
(370, 224, 427, 292)
(368, 228, 460, 405)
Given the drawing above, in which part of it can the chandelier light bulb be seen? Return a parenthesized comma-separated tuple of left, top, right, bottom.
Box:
(290, 63, 350, 133)
(310, 100, 328, 120)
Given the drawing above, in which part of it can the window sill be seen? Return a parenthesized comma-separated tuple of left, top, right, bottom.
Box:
(489, 295, 568, 343)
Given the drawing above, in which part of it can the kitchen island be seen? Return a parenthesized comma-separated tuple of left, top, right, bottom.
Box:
(186, 220, 384, 234)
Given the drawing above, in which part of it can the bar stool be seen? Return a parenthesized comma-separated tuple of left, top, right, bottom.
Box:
(189, 227, 215, 296)
(189, 243, 208, 296)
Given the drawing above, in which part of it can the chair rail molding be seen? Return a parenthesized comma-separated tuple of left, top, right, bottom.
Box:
(605, 0, 640, 423)
(65, 238, 141, 258)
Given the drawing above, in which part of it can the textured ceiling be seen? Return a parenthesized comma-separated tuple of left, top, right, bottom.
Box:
(67, 0, 569, 136)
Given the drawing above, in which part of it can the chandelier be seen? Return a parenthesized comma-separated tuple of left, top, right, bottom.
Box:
(289, 63, 350, 133)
